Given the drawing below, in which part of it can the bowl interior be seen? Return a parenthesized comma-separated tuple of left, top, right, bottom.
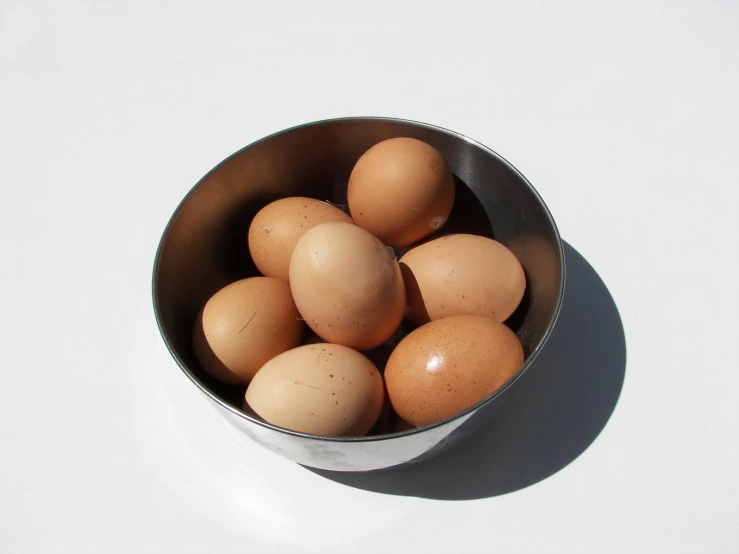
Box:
(153, 118, 564, 435)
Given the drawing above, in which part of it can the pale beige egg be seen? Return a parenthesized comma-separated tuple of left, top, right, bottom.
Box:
(399, 234, 526, 325)
(245, 343, 384, 436)
(289, 222, 406, 350)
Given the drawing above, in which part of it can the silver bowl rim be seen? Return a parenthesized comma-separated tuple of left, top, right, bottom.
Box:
(152, 115, 566, 443)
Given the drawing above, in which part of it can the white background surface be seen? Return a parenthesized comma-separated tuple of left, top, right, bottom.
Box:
(1, 1, 738, 552)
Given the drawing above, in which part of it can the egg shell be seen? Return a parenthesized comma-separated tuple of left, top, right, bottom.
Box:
(399, 233, 526, 325)
(245, 343, 384, 437)
(289, 222, 406, 350)
(193, 277, 303, 385)
(393, 418, 415, 432)
(384, 315, 524, 428)
(347, 137, 455, 247)
(248, 197, 354, 282)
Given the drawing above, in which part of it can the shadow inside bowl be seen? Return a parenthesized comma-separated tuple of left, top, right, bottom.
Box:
(307, 241, 626, 498)
(444, 175, 496, 239)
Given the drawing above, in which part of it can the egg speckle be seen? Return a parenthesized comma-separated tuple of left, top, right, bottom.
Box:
(245, 343, 384, 436)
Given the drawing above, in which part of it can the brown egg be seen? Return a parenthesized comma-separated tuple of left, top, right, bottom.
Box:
(392, 417, 415, 433)
(347, 137, 455, 247)
(385, 315, 524, 427)
(248, 197, 354, 282)
(399, 234, 526, 325)
(193, 277, 303, 385)
(289, 222, 406, 350)
(245, 343, 384, 436)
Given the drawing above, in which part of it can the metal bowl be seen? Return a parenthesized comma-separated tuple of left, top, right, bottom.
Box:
(152, 117, 565, 472)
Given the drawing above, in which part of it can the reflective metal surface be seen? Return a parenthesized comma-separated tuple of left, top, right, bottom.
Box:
(152, 117, 565, 472)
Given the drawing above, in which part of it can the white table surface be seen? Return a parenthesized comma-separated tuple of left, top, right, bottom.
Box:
(2, 1, 738, 552)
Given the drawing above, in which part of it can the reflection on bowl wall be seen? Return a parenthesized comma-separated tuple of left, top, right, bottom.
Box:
(152, 117, 565, 472)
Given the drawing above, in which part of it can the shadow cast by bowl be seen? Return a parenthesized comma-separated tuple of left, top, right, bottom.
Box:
(308, 242, 626, 499)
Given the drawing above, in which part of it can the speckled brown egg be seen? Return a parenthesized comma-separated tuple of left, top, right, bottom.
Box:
(399, 234, 526, 325)
(347, 137, 455, 247)
(384, 315, 524, 427)
(193, 277, 303, 385)
(248, 197, 354, 282)
(245, 343, 384, 436)
(289, 222, 406, 350)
